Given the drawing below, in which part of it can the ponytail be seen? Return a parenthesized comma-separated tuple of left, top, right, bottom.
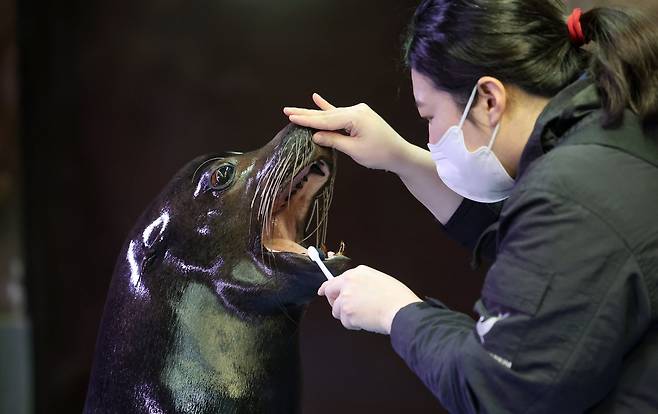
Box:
(404, 0, 658, 129)
(582, 8, 658, 127)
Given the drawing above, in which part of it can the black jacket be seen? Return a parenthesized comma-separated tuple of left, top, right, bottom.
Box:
(390, 78, 658, 413)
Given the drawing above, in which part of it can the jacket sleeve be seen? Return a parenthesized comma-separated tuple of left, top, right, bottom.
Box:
(442, 199, 503, 251)
(390, 188, 652, 414)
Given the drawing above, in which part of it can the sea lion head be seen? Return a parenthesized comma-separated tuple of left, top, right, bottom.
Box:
(128, 123, 351, 317)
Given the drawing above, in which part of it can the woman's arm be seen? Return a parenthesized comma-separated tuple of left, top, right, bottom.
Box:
(394, 141, 463, 224)
(390, 187, 651, 413)
(284, 94, 463, 224)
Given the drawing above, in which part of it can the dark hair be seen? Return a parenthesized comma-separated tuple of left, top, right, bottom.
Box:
(404, 0, 658, 128)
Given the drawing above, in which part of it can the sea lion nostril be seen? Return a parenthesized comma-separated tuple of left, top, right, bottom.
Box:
(309, 163, 325, 176)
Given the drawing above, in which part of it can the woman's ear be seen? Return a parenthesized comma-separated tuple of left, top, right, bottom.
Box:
(476, 76, 507, 128)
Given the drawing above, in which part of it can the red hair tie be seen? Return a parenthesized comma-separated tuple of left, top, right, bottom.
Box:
(567, 8, 586, 47)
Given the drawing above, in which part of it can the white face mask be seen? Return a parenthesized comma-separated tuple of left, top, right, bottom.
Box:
(427, 85, 515, 203)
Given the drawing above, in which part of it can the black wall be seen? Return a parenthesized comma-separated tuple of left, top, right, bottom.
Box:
(19, 1, 487, 412)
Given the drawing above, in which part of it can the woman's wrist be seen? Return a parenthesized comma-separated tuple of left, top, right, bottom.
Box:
(393, 143, 433, 182)
(385, 137, 417, 177)
(383, 295, 423, 335)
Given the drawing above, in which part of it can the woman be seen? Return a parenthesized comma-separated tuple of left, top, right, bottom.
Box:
(284, 1, 658, 412)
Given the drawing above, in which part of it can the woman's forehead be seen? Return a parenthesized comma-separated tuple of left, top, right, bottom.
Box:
(411, 69, 455, 110)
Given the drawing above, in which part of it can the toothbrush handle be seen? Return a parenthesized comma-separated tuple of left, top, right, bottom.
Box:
(317, 260, 334, 280)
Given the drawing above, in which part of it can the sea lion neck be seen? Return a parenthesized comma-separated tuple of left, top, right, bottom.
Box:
(163, 282, 304, 413)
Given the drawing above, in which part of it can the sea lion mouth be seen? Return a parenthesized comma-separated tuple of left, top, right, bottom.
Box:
(254, 129, 345, 260)
(263, 157, 344, 258)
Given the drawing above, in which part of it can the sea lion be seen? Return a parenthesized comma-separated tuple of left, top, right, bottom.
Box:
(84, 124, 352, 414)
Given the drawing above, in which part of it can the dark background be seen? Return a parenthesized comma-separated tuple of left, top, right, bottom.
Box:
(18, 1, 487, 413)
(13, 0, 658, 413)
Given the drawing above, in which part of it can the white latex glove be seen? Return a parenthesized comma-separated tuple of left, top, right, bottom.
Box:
(283, 94, 413, 173)
(318, 265, 422, 335)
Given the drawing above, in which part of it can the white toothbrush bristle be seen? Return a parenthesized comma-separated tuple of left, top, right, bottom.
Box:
(307, 245, 334, 280)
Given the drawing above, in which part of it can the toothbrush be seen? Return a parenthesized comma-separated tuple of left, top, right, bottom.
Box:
(307, 246, 334, 280)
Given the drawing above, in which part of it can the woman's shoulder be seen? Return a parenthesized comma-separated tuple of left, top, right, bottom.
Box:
(509, 130, 658, 254)
(518, 115, 658, 201)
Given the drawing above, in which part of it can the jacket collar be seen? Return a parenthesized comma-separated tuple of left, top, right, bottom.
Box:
(517, 77, 601, 179)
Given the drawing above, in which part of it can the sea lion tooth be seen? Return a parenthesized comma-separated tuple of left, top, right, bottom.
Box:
(337, 241, 346, 256)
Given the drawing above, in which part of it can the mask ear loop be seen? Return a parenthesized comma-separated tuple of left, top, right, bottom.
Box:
(487, 123, 501, 151)
(458, 85, 479, 129)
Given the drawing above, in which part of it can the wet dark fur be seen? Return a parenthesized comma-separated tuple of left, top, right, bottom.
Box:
(84, 125, 352, 413)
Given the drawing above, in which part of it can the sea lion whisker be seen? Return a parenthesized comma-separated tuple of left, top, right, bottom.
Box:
(321, 205, 329, 247)
(267, 155, 293, 228)
(299, 202, 326, 245)
(263, 153, 298, 243)
(316, 198, 321, 248)
(305, 199, 318, 233)
(250, 166, 270, 211)
(254, 169, 272, 225)
(288, 139, 302, 202)
(269, 151, 293, 199)
(257, 167, 276, 220)
(322, 187, 331, 246)
(261, 154, 289, 226)
(298, 170, 335, 247)
(318, 185, 333, 248)
(319, 190, 326, 242)
(324, 184, 334, 244)
(262, 154, 293, 240)
(263, 159, 284, 203)
(263, 150, 291, 205)
(316, 191, 326, 244)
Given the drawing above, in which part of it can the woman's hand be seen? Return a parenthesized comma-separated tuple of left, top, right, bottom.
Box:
(318, 264, 422, 335)
(283, 94, 412, 173)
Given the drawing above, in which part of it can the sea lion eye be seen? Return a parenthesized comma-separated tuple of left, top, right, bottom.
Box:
(210, 164, 235, 190)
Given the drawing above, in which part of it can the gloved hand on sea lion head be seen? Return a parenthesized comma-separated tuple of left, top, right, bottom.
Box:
(284, 94, 413, 173)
